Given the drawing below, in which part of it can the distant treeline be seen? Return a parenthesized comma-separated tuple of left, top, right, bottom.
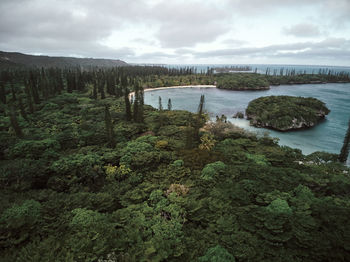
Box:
(263, 67, 350, 77)
(214, 66, 252, 73)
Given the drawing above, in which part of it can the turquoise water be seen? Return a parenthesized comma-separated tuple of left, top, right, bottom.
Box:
(144, 83, 350, 158)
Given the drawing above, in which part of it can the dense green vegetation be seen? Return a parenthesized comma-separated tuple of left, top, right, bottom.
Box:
(142, 72, 350, 91)
(216, 73, 270, 90)
(246, 96, 330, 131)
(214, 68, 350, 91)
(0, 66, 350, 261)
(339, 119, 350, 163)
(267, 71, 350, 85)
(0, 51, 127, 69)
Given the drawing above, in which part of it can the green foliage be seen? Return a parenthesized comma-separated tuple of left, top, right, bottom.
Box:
(245, 153, 270, 166)
(68, 208, 116, 261)
(9, 138, 60, 159)
(339, 119, 350, 163)
(172, 159, 184, 167)
(201, 161, 226, 180)
(306, 151, 339, 163)
(266, 198, 292, 215)
(104, 164, 131, 181)
(216, 73, 269, 90)
(112, 190, 186, 261)
(51, 153, 102, 175)
(215, 72, 350, 91)
(0, 200, 41, 247)
(119, 140, 155, 168)
(198, 245, 236, 262)
(1, 200, 41, 230)
(70, 208, 108, 229)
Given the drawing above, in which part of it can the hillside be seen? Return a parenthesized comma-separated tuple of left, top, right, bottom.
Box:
(0, 67, 349, 261)
(0, 51, 128, 69)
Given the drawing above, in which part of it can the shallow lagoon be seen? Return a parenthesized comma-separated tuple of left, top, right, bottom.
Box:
(144, 83, 350, 156)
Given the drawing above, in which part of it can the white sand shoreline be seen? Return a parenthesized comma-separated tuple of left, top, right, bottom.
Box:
(129, 85, 216, 98)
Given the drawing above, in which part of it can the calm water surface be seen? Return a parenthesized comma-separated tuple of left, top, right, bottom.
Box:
(144, 83, 350, 157)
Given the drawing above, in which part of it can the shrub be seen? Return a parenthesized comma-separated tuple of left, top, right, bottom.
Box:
(155, 140, 169, 149)
(201, 161, 226, 180)
(198, 245, 236, 262)
(172, 159, 184, 167)
(266, 198, 292, 215)
(9, 138, 60, 159)
(245, 153, 270, 166)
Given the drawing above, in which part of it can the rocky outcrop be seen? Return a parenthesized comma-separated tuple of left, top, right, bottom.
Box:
(247, 112, 327, 131)
(233, 111, 244, 118)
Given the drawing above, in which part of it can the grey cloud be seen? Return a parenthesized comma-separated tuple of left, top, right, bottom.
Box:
(321, 0, 350, 27)
(0, 0, 144, 58)
(135, 51, 178, 60)
(130, 37, 350, 64)
(0, 0, 232, 56)
(0, 0, 349, 64)
(132, 38, 158, 46)
(274, 49, 350, 63)
(220, 38, 248, 47)
(151, 1, 231, 47)
(283, 23, 321, 37)
(226, 0, 350, 29)
(175, 48, 195, 55)
(191, 38, 350, 60)
(225, 0, 322, 15)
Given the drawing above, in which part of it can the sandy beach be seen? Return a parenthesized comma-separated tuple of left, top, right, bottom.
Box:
(129, 84, 216, 98)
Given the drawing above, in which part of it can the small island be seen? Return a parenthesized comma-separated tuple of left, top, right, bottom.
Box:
(245, 96, 330, 131)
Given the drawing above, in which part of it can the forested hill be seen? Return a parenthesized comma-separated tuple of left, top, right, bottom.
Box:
(0, 51, 128, 69)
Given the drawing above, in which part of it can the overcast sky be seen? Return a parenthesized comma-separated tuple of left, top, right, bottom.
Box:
(1, 0, 350, 66)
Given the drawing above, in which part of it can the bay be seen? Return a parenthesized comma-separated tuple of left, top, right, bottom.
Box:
(144, 83, 350, 159)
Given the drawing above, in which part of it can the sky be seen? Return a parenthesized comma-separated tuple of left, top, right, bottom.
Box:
(0, 0, 350, 66)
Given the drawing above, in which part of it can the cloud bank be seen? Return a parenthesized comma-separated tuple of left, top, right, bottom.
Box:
(0, 0, 349, 65)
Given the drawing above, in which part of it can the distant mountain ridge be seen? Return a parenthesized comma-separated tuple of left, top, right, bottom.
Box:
(0, 51, 128, 69)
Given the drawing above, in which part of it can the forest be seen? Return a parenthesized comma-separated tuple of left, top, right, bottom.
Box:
(0, 66, 350, 261)
(138, 70, 350, 91)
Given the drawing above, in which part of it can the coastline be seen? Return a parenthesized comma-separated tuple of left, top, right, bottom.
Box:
(129, 85, 216, 98)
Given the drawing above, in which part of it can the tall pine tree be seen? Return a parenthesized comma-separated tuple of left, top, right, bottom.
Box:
(122, 75, 132, 121)
(9, 106, 23, 138)
(167, 98, 172, 110)
(194, 95, 205, 143)
(24, 81, 34, 113)
(339, 119, 350, 163)
(18, 97, 28, 121)
(92, 80, 98, 100)
(158, 96, 163, 111)
(124, 87, 132, 121)
(10, 83, 16, 101)
(138, 82, 144, 123)
(0, 82, 6, 104)
(104, 105, 115, 147)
